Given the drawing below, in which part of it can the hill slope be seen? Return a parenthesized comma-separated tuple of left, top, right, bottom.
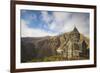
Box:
(21, 27, 89, 62)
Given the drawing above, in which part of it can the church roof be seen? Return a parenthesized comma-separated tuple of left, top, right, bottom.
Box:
(72, 26, 79, 33)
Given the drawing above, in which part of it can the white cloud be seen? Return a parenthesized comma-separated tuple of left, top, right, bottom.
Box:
(48, 12, 89, 37)
(41, 11, 72, 32)
(65, 13, 90, 37)
(41, 11, 53, 25)
(21, 11, 89, 37)
(41, 11, 89, 36)
(21, 19, 57, 37)
(53, 12, 71, 24)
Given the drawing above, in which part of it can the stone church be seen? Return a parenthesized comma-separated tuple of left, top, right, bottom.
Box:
(57, 26, 88, 60)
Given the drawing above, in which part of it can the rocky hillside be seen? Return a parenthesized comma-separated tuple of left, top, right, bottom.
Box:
(21, 27, 89, 62)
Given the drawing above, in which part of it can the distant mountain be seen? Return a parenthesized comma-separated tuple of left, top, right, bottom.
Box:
(21, 27, 89, 62)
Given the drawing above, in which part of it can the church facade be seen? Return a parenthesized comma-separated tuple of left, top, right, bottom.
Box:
(57, 27, 89, 60)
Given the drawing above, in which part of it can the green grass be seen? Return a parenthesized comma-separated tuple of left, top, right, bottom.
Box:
(30, 55, 89, 62)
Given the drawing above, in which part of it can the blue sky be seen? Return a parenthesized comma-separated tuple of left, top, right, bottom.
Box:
(21, 10, 90, 37)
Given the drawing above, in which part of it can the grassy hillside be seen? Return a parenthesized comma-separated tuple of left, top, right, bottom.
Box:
(21, 29, 90, 62)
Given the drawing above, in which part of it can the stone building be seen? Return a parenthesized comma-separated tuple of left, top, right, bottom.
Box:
(56, 26, 88, 60)
(66, 26, 81, 59)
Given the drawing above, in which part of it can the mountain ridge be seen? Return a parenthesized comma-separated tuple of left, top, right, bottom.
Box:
(21, 27, 89, 62)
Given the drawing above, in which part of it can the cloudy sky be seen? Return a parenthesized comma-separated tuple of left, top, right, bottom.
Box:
(21, 10, 90, 37)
